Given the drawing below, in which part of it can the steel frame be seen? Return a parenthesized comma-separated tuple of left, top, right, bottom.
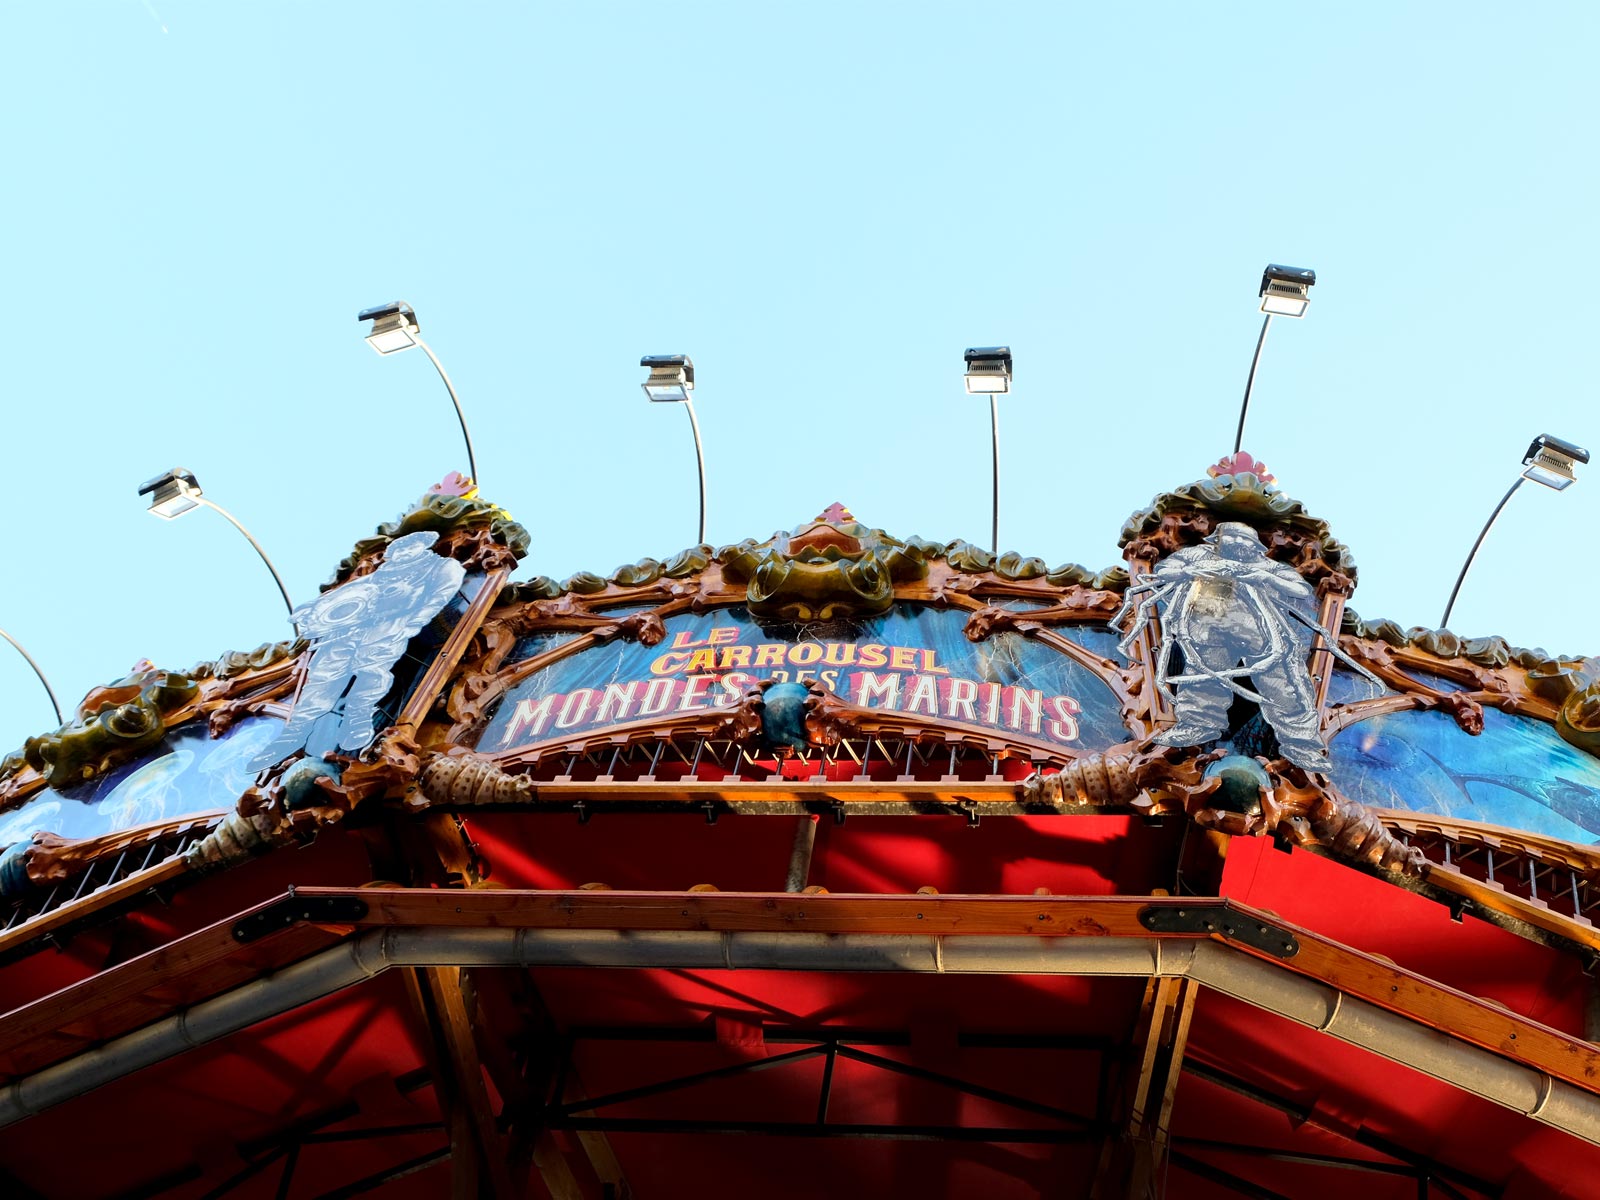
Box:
(540, 1026, 1105, 1145)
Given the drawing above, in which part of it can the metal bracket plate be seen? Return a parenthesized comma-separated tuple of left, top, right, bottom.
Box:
(233, 893, 369, 942)
(1139, 901, 1300, 959)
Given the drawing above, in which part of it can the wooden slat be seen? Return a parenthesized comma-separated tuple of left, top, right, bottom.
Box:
(1, 887, 1597, 1107)
(500, 779, 1028, 807)
(347, 887, 1162, 937)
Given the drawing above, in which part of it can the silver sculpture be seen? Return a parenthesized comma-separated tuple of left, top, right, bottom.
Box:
(1117, 522, 1376, 772)
(252, 532, 466, 769)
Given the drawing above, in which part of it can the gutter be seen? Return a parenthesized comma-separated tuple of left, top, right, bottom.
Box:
(1, 927, 1598, 1145)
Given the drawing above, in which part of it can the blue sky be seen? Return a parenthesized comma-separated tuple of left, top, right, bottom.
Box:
(0, 3, 1595, 747)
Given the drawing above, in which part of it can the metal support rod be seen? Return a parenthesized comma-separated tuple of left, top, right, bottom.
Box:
(684, 399, 707, 545)
(197, 498, 295, 621)
(990, 393, 1001, 555)
(1440, 475, 1525, 630)
(414, 336, 479, 485)
(0, 628, 62, 726)
(1233, 313, 1273, 456)
(784, 814, 818, 892)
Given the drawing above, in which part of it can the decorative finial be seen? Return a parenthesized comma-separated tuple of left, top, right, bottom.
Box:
(1207, 452, 1274, 484)
(428, 471, 478, 499)
(816, 502, 855, 525)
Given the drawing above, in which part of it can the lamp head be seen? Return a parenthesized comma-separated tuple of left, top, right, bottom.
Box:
(358, 301, 420, 355)
(963, 346, 1012, 395)
(138, 468, 203, 520)
(1522, 433, 1590, 491)
(1259, 264, 1316, 318)
(642, 354, 695, 403)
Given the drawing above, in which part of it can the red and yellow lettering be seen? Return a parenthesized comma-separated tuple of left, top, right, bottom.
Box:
(502, 694, 555, 745)
(717, 673, 753, 705)
(639, 677, 677, 715)
(649, 650, 691, 675)
(678, 675, 714, 711)
(944, 678, 978, 721)
(1047, 695, 1081, 743)
(823, 643, 856, 666)
(905, 673, 940, 716)
(555, 688, 595, 729)
(983, 682, 1002, 724)
(596, 681, 639, 723)
(1008, 687, 1044, 734)
(852, 671, 901, 707)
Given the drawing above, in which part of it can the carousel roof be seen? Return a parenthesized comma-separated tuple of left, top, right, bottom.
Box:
(1, 462, 1599, 1198)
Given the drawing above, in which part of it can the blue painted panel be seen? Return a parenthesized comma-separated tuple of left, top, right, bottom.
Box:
(0, 716, 281, 848)
(1329, 707, 1600, 843)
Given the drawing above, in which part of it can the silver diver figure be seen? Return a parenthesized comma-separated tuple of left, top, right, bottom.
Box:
(1117, 522, 1376, 773)
(253, 531, 466, 769)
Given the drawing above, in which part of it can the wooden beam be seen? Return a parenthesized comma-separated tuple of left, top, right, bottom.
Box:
(4, 888, 1599, 1106)
(405, 965, 520, 1199)
(397, 565, 513, 731)
(1089, 975, 1198, 1200)
(410, 808, 617, 1200)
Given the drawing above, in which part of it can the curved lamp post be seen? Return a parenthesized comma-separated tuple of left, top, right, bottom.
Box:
(1234, 264, 1316, 456)
(138, 469, 295, 620)
(641, 355, 706, 545)
(964, 347, 1012, 556)
(0, 628, 62, 726)
(358, 301, 479, 484)
(1440, 434, 1590, 630)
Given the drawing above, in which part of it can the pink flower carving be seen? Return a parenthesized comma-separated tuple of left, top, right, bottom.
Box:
(1207, 452, 1274, 483)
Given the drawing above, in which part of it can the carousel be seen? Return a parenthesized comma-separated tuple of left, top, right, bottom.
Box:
(0, 453, 1598, 1199)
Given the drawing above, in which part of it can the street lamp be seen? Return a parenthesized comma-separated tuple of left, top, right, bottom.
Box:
(139, 469, 295, 620)
(357, 301, 479, 484)
(1234, 264, 1316, 455)
(964, 346, 1011, 556)
(642, 355, 706, 545)
(0, 629, 62, 726)
(1440, 434, 1589, 629)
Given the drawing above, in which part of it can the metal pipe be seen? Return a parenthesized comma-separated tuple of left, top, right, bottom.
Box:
(196, 497, 295, 623)
(0, 628, 62, 726)
(4, 928, 1600, 1145)
(784, 814, 818, 892)
(1440, 475, 1525, 630)
(1233, 313, 1273, 456)
(414, 336, 479, 485)
(990, 393, 1001, 555)
(0, 930, 390, 1126)
(684, 399, 707, 546)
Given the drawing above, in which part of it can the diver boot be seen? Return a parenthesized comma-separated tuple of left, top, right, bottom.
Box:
(1151, 723, 1224, 749)
(1278, 739, 1332, 773)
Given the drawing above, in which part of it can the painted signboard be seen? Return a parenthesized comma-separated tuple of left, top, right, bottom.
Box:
(477, 603, 1129, 756)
